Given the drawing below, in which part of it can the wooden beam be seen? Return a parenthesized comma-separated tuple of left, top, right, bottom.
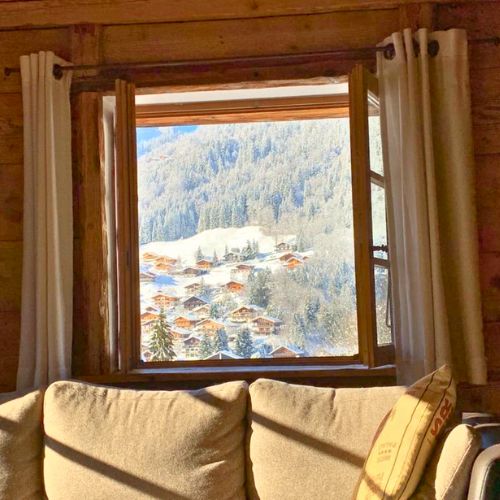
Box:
(71, 92, 109, 376)
(0, 0, 484, 30)
(102, 10, 400, 64)
(136, 94, 350, 126)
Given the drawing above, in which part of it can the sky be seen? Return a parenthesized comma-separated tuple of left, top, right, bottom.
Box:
(136, 125, 198, 144)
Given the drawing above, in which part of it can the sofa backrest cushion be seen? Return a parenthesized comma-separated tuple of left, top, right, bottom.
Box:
(412, 424, 481, 500)
(43, 380, 248, 500)
(0, 390, 44, 499)
(246, 378, 405, 500)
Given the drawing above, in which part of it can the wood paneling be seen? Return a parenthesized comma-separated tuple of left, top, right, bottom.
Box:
(102, 10, 400, 64)
(0, 241, 22, 312)
(0, 0, 467, 30)
(0, 310, 20, 391)
(0, 93, 23, 164)
(0, 164, 22, 241)
(0, 0, 499, 388)
(0, 28, 70, 93)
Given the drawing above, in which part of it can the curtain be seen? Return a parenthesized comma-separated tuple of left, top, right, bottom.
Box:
(17, 52, 73, 390)
(377, 29, 487, 384)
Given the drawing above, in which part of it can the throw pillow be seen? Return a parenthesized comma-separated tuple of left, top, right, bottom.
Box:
(354, 364, 456, 499)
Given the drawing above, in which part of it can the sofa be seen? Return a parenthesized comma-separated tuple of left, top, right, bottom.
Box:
(0, 378, 498, 499)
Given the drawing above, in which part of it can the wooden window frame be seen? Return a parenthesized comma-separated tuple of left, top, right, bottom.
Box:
(113, 68, 394, 378)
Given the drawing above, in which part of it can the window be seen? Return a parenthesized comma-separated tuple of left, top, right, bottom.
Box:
(112, 66, 394, 372)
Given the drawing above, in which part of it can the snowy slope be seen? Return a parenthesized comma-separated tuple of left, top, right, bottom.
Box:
(141, 226, 293, 265)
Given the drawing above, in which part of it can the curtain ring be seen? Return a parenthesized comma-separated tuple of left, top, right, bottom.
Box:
(383, 43, 396, 60)
(428, 40, 440, 57)
(52, 64, 64, 80)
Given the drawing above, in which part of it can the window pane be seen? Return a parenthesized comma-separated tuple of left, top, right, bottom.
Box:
(374, 265, 392, 345)
(136, 118, 359, 362)
(368, 96, 384, 175)
(371, 182, 387, 257)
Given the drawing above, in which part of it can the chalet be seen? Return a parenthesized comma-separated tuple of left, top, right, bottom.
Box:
(269, 345, 302, 358)
(169, 326, 191, 341)
(182, 296, 208, 310)
(139, 271, 156, 282)
(141, 319, 155, 333)
(154, 255, 177, 266)
(279, 252, 300, 262)
(183, 335, 202, 358)
(275, 241, 296, 252)
(228, 305, 259, 322)
(141, 252, 159, 262)
(204, 351, 242, 360)
(284, 256, 304, 270)
(192, 304, 210, 319)
(153, 262, 174, 273)
(224, 251, 242, 263)
(224, 281, 245, 293)
(184, 282, 202, 295)
(140, 311, 159, 324)
(251, 316, 283, 335)
(174, 315, 199, 329)
(195, 318, 225, 335)
(179, 267, 205, 277)
(230, 263, 254, 279)
(196, 258, 214, 270)
(152, 293, 179, 309)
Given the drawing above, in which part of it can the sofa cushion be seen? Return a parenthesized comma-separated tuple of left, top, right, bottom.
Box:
(43, 380, 248, 500)
(0, 390, 44, 499)
(354, 365, 456, 499)
(246, 378, 405, 500)
(412, 424, 481, 500)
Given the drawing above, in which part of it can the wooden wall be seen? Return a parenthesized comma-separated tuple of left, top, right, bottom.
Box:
(0, 0, 499, 391)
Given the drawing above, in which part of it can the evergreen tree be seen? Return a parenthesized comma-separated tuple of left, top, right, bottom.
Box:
(214, 329, 229, 353)
(248, 269, 272, 308)
(235, 328, 254, 358)
(213, 250, 219, 266)
(291, 312, 307, 349)
(304, 296, 320, 327)
(195, 246, 203, 261)
(148, 309, 175, 361)
(199, 335, 215, 359)
(242, 240, 255, 260)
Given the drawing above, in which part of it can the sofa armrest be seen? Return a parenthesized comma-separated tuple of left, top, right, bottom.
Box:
(467, 444, 500, 500)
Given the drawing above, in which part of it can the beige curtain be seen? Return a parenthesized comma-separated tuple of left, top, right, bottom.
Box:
(378, 29, 487, 385)
(17, 52, 73, 390)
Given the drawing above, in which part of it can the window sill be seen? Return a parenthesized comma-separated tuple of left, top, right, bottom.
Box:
(77, 363, 396, 388)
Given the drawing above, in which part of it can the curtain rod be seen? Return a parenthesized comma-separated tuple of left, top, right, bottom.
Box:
(4, 37, 498, 80)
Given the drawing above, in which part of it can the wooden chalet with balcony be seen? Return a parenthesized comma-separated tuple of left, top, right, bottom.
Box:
(182, 296, 208, 310)
(196, 258, 214, 270)
(140, 311, 160, 324)
(141, 252, 159, 262)
(251, 316, 283, 335)
(174, 315, 199, 329)
(195, 318, 225, 335)
(152, 293, 179, 309)
(269, 345, 302, 358)
(225, 281, 245, 293)
(228, 305, 259, 322)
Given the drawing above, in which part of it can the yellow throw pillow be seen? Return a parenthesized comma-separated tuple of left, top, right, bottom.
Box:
(354, 365, 456, 500)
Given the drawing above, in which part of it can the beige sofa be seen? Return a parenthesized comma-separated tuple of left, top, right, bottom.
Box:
(0, 379, 496, 499)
